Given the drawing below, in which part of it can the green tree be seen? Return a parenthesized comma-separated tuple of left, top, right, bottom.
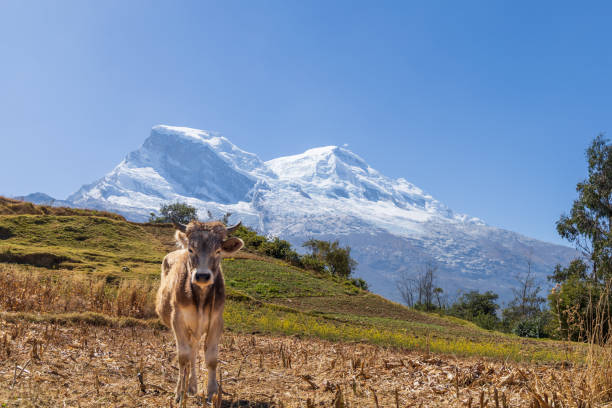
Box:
(556, 134, 612, 279)
(149, 202, 198, 224)
(449, 290, 500, 329)
(302, 239, 357, 278)
(549, 134, 612, 341)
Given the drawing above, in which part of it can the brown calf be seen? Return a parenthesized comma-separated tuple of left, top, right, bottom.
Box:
(155, 220, 243, 403)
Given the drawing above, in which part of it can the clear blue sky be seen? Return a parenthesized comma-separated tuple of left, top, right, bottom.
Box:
(1, 1, 609, 246)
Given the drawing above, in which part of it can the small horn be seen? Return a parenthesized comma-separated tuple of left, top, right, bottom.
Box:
(226, 221, 242, 234)
(172, 221, 187, 232)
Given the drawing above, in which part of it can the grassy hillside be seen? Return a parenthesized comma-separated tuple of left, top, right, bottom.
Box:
(0, 200, 587, 363)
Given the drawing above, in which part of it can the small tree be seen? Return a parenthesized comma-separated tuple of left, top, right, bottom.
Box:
(395, 262, 442, 311)
(302, 239, 357, 278)
(503, 254, 546, 331)
(434, 287, 444, 309)
(149, 202, 198, 224)
(449, 290, 500, 329)
(396, 269, 417, 307)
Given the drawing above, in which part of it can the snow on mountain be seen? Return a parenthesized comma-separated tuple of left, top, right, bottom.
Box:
(65, 125, 577, 302)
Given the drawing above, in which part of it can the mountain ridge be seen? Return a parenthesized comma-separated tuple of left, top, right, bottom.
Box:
(24, 125, 578, 302)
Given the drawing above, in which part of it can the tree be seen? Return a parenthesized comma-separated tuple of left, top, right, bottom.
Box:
(434, 287, 444, 309)
(396, 269, 417, 307)
(549, 134, 612, 341)
(501, 254, 552, 338)
(556, 134, 612, 280)
(395, 262, 443, 311)
(503, 254, 546, 326)
(149, 202, 198, 224)
(302, 239, 357, 278)
(449, 290, 500, 329)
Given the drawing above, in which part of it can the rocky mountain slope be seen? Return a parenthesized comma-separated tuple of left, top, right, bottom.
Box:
(50, 125, 575, 302)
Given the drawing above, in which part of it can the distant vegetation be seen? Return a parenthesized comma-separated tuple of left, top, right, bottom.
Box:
(393, 134, 612, 345)
(397, 262, 553, 337)
(548, 134, 612, 342)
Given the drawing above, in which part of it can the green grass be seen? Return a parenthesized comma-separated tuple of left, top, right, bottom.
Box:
(224, 300, 582, 362)
(0, 211, 590, 363)
(223, 258, 360, 298)
(0, 215, 164, 276)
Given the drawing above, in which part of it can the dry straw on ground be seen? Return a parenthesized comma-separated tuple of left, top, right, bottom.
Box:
(0, 318, 599, 408)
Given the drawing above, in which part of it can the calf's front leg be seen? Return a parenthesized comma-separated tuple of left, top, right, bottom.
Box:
(204, 315, 223, 402)
(188, 340, 198, 396)
(172, 314, 196, 402)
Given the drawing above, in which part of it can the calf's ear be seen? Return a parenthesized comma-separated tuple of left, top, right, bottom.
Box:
(221, 237, 244, 254)
(175, 230, 188, 249)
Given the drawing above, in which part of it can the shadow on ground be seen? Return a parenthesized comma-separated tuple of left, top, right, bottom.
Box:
(221, 400, 272, 407)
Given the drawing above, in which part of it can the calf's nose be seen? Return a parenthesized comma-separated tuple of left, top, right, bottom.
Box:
(195, 272, 212, 282)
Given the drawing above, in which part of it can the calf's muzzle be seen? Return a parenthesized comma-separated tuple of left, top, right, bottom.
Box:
(194, 271, 212, 282)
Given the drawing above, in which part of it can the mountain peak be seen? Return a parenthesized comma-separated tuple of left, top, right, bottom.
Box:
(152, 124, 215, 140)
(149, 125, 234, 153)
(265, 145, 371, 181)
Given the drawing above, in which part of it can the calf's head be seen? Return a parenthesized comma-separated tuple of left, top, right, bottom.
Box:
(173, 220, 243, 287)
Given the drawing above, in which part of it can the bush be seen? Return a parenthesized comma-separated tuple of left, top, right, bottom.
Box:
(232, 225, 267, 249)
(473, 312, 500, 331)
(261, 238, 297, 260)
(349, 277, 369, 291)
(512, 316, 546, 338)
(448, 290, 501, 330)
(300, 254, 327, 273)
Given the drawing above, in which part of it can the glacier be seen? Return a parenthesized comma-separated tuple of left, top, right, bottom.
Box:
(63, 125, 576, 303)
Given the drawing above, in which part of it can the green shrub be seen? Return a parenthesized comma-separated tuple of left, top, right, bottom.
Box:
(300, 254, 327, 273)
(513, 316, 545, 338)
(473, 313, 500, 331)
(349, 277, 369, 291)
(232, 226, 267, 249)
(448, 290, 501, 330)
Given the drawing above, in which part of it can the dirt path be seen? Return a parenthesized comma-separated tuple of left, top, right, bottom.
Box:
(0, 319, 580, 407)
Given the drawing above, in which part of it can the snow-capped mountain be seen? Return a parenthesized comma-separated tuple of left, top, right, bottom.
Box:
(67, 125, 576, 302)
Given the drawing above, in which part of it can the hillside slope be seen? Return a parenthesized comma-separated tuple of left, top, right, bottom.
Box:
(0, 202, 584, 363)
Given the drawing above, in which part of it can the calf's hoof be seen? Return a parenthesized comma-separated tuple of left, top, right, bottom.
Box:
(206, 380, 219, 402)
(188, 383, 198, 396)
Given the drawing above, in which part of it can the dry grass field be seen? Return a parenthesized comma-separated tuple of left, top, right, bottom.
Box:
(0, 318, 591, 408)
